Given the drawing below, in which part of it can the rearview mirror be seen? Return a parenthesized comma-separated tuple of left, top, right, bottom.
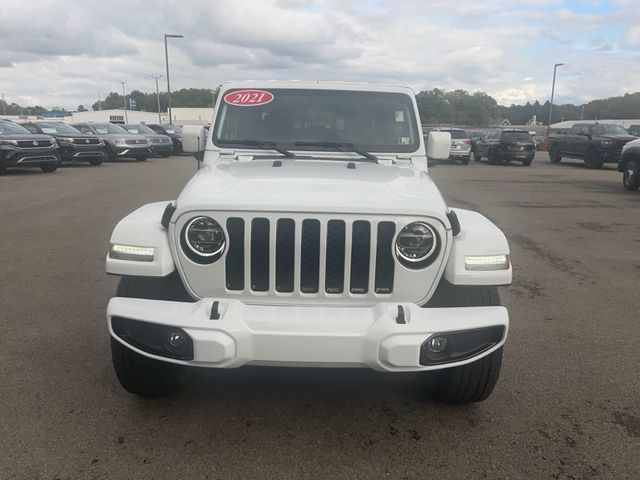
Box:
(426, 131, 451, 161)
(182, 125, 206, 154)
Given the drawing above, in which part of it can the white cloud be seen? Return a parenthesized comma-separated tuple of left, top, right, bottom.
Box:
(0, 0, 639, 109)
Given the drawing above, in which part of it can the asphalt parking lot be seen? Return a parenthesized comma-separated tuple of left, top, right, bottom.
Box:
(1, 152, 639, 479)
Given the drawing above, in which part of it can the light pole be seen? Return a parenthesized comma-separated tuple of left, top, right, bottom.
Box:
(164, 33, 184, 124)
(547, 62, 564, 126)
(146, 74, 163, 123)
(120, 81, 128, 123)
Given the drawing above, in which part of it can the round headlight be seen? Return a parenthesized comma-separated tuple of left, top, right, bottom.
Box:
(395, 222, 438, 268)
(182, 216, 225, 263)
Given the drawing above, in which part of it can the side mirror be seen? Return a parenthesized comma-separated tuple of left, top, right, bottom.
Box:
(426, 131, 451, 161)
(182, 125, 206, 154)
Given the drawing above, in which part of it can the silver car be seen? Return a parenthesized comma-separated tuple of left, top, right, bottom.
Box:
(439, 128, 471, 164)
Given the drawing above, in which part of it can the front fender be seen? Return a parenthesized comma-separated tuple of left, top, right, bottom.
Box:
(106, 202, 176, 277)
(444, 208, 512, 286)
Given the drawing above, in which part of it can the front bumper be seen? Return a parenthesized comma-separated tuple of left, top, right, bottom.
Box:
(1, 146, 60, 167)
(107, 298, 508, 371)
(115, 145, 152, 157)
(150, 143, 174, 155)
(59, 145, 107, 162)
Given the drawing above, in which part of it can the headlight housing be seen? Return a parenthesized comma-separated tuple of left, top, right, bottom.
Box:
(395, 222, 439, 269)
(600, 140, 613, 147)
(0, 139, 18, 146)
(115, 138, 127, 145)
(181, 216, 225, 264)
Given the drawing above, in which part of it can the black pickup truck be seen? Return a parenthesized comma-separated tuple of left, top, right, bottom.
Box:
(548, 123, 636, 169)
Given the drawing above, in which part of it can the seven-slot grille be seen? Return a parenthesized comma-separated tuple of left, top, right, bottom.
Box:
(73, 137, 101, 144)
(224, 217, 397, 295)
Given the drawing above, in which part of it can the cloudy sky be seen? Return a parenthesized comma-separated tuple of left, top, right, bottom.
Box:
(1, 0, 639, 110)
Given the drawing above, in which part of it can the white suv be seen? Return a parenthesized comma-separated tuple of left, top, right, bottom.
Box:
(106, 81, 512, 404)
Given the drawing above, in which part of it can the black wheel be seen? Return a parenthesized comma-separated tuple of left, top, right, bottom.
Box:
(623, 159, 640, 191)
(522, 156, 534, 167)
(89, 158, 103, 166)
(162, 154, 170, 158)
(40, 164, 58, 173)
(136, 156, 148, 162)
(549, 145, 561, 163)
(421, 282, 504, 404)
(584, 149, 604, 169)
(110, 274, 194, 397)
(111, 337, 182, 397)
(487, 149, 501, 165)
(460, 156, 470, 165)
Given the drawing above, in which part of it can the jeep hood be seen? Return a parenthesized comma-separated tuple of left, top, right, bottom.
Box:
(175, 159, 449, 219)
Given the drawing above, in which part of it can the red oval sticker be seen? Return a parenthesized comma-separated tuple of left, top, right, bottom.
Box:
(224, 89, 274, 107)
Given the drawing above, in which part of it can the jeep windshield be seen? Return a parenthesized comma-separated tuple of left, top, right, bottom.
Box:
(213, 88, 420, 154)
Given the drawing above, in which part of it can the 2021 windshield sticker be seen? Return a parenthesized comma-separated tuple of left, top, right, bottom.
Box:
(224, 90, 274, 107)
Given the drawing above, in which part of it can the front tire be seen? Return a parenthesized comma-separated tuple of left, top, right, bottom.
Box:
(421, 282, 504, 403)
(136, 156, 148, 162)
(89, 158, 103, 166)
(487, 149, 501, 165)
(623, 159, 640, 191)
(584, 149, 604, 169)
(40, 164, 58, 173)
(549, 145, 561, 163)
(111, 337, 182, 397)
(522, 155, 534, 166)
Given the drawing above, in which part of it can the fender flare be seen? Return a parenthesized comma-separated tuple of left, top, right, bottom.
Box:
(443, 208, 512, 286)
(106, 202, 176, 277)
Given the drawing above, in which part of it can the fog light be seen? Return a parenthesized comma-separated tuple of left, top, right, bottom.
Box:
(420, 326, 505, 366)
(167, 331, 188, 348)
(111, 317, 193, 360)
(426, 336, 448, 353)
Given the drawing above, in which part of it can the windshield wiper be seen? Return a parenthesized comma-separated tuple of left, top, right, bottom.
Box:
(216, 139, 295, 158)
(293, 141, 378, 162)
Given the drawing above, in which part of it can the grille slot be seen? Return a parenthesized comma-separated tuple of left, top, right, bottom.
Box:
(250, 218, 270, 291)
(225, 218, 245, 290)
(350, 221, 371, 294)
(275, 219, 295, 293)
(300, 219, 321, 293)
(325, 220, 346, 294)
(375, 222, 396, 294)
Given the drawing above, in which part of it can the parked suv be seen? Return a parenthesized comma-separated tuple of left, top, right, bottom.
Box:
(122, 124, 174, 157)
(0, 119, 60, 174)
(21, 121, 105, 166)
(71, 123, 152, 162)
(474, 129, 535, 166)
(106, 82, 512, 404)
(146, 124, 183, 154)
(437, 128, 471, 164)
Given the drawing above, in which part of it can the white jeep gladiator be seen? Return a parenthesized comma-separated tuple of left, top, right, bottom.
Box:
(106, 81, 512, 403)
